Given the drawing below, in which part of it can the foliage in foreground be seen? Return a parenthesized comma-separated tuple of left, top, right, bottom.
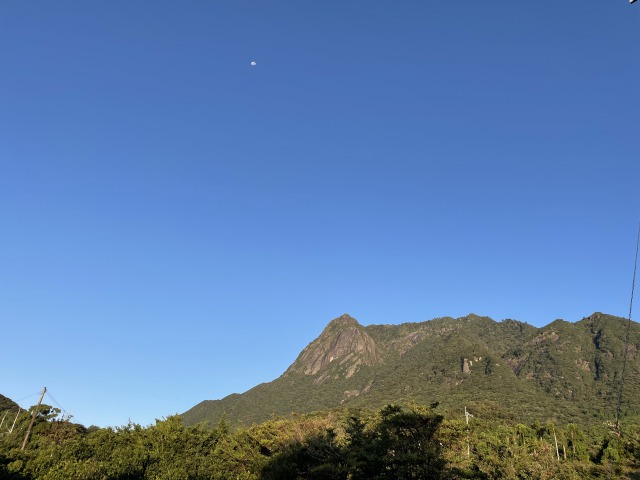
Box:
(0, 403, 639, 479)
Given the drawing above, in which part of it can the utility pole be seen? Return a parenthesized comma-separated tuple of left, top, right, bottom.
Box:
(21, 387, 46, 450)
(465, 406, 474, 425)
(465, 407, 474, 458)
(553, 427, 560, 461)
(8, 408, 21, 434)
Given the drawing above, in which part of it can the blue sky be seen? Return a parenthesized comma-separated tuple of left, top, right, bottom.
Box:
(1, 1, 639, 427)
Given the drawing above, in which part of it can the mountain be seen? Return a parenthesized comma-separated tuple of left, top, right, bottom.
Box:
(284, 314, 380, 381)
(0, 394, 19, 413)
(182, 312, 640, 428)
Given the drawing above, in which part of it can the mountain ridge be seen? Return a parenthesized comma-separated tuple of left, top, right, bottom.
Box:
(182, 312, 640, 428)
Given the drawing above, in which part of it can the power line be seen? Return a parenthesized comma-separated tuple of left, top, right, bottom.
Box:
(46, 389, 82, 424)
(46, 391, 70, 418)
(8, 389, 79, 426)
(14, 392, 42, 403)
(615, 223, 640, 436)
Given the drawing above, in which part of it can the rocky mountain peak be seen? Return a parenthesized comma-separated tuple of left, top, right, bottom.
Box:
(285, 314, 380, 380)
(328, 313, 360, 326)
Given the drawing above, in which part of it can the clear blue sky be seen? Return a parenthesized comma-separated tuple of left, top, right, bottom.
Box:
(1, 1, 638, 428)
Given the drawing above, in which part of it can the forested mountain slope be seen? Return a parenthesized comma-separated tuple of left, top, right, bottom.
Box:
(182, 313, 640, 428)
(0, 394, 18, 413)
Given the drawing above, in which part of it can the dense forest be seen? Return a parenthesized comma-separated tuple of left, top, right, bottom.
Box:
(1, 400, 639, 479)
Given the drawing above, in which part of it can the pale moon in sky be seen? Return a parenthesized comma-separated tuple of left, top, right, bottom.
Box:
(250, 61, 256, 66)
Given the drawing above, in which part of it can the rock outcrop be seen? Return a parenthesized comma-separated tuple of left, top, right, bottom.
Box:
(285, 314, 380, 380)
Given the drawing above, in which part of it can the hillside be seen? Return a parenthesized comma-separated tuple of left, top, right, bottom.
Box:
(0, 394, 18, 413)
(182, 312, 640, 428)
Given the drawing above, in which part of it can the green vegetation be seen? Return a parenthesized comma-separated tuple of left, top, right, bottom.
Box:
(183, 313, 640, 430)
(1, 400, 639, 479)
(2, 311, 639, 478)
(0, 395, 19, 413)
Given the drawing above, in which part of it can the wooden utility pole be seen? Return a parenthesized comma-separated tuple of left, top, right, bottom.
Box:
(21, 387, 46, 450)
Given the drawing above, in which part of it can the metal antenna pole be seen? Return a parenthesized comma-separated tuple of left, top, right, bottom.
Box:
(615, 224, 640, 436)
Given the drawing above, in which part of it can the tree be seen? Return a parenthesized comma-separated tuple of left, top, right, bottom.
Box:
(362, 404, 445, 480)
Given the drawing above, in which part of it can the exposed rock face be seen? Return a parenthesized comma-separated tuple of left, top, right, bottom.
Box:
(285, 314, 380, 379)
(462, 358, 471, 375)
(391, 331, 424, 356)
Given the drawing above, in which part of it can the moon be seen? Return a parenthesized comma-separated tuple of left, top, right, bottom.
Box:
(250, 61, 256, 66)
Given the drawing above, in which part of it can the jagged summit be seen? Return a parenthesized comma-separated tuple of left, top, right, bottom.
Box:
(285, 314, 379, 381)
(326, 313, 360, 328)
